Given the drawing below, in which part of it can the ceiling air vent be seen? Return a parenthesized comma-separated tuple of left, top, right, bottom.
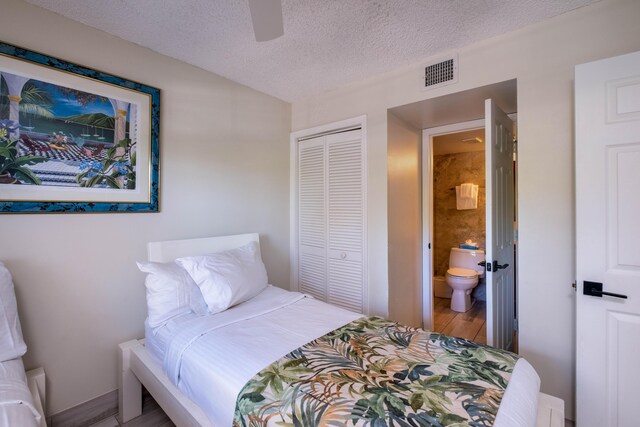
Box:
(422, 55, 458, 90)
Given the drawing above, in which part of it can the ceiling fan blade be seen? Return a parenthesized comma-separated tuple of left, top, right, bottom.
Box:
(248, 0, 284, 42)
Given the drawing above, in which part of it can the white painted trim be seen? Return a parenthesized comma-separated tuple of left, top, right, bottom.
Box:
(421, 119, 484, 329)
(290, 116, 368, 143)
(361, 118, 369, 315)
(289, 132, 297, 293)
(290, 115, 369, 314)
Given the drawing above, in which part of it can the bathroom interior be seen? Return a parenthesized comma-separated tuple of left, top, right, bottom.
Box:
(385, 80, 518, 349)
(431, 128, 488, 343)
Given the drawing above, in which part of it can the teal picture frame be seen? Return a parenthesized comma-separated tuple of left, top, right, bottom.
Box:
(0, 41, 159, 213)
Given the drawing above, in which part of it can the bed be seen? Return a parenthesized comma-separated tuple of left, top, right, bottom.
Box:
(0, 360, 46, 427)
(0, 262, 47, 427)
(119, 233, 564, 427)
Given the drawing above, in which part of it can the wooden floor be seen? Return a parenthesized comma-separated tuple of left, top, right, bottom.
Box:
(89, 393, 174, 427)
(433, 297, 486, 344)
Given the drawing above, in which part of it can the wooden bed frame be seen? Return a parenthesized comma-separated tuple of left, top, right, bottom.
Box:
(119, 233, 564, 427)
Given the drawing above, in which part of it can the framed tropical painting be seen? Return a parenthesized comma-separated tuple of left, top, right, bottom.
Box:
(0, 41, 159, 213)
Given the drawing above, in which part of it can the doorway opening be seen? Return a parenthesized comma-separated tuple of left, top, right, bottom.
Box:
(386, 79, 518, 352)
(429, 126, 487, 343)
(422, 113, 518, 352)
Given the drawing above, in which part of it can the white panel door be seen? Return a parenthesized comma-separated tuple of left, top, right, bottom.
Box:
(576, 51, 640, 427)
(326, 129, 364, 313)
(485, 99, 515, 351)
(298, 136, 327, 300)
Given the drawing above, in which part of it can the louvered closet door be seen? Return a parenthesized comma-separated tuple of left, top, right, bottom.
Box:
(298, 136, 327, 300)
(326, 129, 364, 313)
(297, 129, 364, 312)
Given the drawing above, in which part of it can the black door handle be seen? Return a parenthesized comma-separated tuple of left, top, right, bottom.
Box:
(492, 260, 509, 271)
(583, 281, 627, 299)
(478, 261, 486, 267)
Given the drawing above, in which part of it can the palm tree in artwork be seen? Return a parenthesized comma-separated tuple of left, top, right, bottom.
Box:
(19, 83, 55, 119)
(0, 79, 54, 119)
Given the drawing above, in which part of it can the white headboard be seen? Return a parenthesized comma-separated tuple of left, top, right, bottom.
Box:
(147, 233, 260, 262)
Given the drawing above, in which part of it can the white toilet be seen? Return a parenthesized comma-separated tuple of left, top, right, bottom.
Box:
(446, 247, 485, 312)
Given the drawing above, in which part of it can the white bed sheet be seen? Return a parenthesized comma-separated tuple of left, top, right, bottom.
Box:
(145, 313, 199, 363)
(0, 358, 41, 427)
(147, 285, 360, 426)
(146, 285, 540, 427)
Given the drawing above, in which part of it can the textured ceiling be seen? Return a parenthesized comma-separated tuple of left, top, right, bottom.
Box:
(24, 0, 596, 102)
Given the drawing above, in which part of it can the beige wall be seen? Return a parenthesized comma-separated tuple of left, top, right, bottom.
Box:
(433, 151, 486, 276)
(0, 0, 291, 416)
(387, 112, 422, 327)
(292, 0, 640, 418)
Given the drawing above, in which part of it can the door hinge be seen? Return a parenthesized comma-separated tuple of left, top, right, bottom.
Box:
(571, 281, 576, 292)
(513, 318, 518, 331)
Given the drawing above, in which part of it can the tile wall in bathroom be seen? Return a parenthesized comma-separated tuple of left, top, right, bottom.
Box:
(433, 151, 486, 277)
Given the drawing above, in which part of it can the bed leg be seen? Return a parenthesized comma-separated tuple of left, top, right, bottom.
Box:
(119, 340, 143, 423)
(26, 367, 47, 427)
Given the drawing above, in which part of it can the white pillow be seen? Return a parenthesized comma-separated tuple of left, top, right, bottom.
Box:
(136, 261, 208, 328)
(0, 262, 27, 362)
(176, 241, 268, 314)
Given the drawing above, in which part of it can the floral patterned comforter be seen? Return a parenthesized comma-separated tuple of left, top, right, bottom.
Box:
(233, 317, 519, 427)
